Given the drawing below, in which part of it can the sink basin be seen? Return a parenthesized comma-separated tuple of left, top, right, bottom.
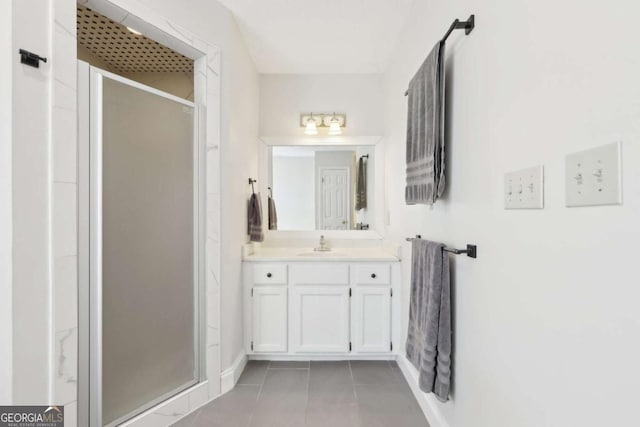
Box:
(296, 251, 346, 257)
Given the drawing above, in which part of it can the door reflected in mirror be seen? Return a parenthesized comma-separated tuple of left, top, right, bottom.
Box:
(270, 146, 374, 231)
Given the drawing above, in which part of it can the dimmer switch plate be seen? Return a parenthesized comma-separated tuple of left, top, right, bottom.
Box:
(565, 142, 622, 207)
(504, 165, 544, 209)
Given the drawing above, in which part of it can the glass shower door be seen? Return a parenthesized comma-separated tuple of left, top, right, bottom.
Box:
(88, 67, 199, 426)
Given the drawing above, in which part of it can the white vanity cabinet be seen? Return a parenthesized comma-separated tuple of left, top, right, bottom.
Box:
(290, 263, 351, 353)
(248, 264, 288, 353)
(243, 259, 400, 358)
(351, 264, 393, 353)
(251, 286, 288, 352)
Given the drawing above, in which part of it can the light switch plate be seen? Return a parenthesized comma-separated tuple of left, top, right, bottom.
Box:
(565, 142, 622, 207)
(504, 165, 544, 209)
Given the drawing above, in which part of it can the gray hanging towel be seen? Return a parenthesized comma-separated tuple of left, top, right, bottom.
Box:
(247, 193, 264, 242)
(355, 156, 367, 210)
(268, 195, 278, 230)
(405, 40, 446, 205)
(406, 239, 451, 402)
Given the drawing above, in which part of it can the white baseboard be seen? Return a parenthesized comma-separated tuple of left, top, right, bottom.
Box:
(396, 355, 451, 427)
(220, 350, 247, 394)
(248, 354, 395, 361)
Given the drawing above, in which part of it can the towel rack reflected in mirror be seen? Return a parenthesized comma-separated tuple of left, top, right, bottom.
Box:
(406, 235, 477, 258)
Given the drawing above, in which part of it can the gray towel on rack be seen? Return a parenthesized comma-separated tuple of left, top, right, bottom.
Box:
(355, 157, 367, 210)
(406, 239, 451, 402)
(247, 193, 264, 242)
(405, 41, 446, 205)
(268, 195, 278, 230)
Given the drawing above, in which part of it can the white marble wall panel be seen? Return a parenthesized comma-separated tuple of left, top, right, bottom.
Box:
(52, 2, 78, 426)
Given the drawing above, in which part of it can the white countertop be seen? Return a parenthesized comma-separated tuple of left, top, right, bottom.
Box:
(243, 247, 400, 262)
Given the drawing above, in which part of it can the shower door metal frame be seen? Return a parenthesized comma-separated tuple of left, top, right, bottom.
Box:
(78, 61, 206, 427)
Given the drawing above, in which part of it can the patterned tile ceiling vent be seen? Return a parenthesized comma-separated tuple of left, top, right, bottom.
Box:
(77, 5, 193, 73)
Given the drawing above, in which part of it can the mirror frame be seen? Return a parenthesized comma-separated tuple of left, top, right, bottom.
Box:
(258, 136, 385, 240)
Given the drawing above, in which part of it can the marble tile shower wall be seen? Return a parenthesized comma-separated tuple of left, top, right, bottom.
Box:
(52, 2, 79, 426)
(50, 1, 223, 426)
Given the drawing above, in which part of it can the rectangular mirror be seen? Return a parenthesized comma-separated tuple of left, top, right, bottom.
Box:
(268, 145, 375, 231)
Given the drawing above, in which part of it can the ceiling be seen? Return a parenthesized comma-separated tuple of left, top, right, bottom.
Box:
(77, 5, 193, 73)
(217, 0, 416, 74)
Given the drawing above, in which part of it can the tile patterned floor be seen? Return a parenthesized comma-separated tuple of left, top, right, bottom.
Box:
(172, 360, 429, 427)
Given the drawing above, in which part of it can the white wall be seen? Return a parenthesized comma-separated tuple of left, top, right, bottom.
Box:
(220, 17, 260, 371)
(11, 0, 53, 404)
(0, 0, 13, 405)
(259, 74, 385, 137)
(384, 1, 640, 427)
(272, 155, 315, 230)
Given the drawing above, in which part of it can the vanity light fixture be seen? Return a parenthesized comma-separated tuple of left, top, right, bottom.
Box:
(304, 113, 319, 135)
(327, 112, 342, 136)
(300, 113, 346, 135)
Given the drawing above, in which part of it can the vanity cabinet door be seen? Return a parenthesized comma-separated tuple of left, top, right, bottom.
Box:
(252, 287, 288, 353)
(351, 286, 391, 353)
(290, 286, 350, 353)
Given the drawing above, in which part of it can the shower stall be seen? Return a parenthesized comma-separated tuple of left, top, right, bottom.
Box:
(78, 61, 205, 426)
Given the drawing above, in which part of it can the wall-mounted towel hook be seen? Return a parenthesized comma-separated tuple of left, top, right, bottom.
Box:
(19, 49, 47, 68)
(267, 186, 273, 198)
(249, 178, 257, 194)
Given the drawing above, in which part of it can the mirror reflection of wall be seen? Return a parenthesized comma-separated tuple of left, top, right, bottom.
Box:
(271, 146, 374, 231)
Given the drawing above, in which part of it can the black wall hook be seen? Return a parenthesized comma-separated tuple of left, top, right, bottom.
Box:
(19, 49, 47, 68)
(249, 178, 257, 194)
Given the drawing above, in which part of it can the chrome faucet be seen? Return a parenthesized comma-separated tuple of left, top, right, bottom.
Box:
(314, 235, 330, 252)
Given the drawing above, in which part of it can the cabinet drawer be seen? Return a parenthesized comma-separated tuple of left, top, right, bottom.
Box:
(354, 264, 391, 285)
(253, 264, 287, 285)
(290, 263, 349, 285)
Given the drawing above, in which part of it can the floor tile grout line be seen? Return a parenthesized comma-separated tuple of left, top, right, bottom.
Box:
(348, 360, 359, 403)
(303, 362, 311, 425)
(266, 367, 310, 370)
(248, 362, 269, 427)
(267, 362, 310, 370)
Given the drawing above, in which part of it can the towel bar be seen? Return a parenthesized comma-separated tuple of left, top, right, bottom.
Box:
(404, 15, 475, 96)
(406, 235, 477, 258)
